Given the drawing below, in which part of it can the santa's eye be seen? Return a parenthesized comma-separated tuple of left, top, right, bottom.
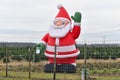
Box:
(62, 22, 65, 25)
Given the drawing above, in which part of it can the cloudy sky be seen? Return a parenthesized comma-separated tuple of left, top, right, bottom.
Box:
(0, 0, 120, 43)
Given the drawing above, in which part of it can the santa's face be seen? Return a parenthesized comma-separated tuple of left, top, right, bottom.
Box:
(49, 19, 72, 38)
(53, 19, 69, 28)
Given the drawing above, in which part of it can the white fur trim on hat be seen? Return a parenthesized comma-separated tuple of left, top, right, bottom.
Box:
(57, 4, 62, 9)
(55, 17, 71, 22)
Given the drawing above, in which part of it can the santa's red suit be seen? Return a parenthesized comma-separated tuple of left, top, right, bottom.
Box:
(41, 25, 81, 65)
(40, 4, 81, 66)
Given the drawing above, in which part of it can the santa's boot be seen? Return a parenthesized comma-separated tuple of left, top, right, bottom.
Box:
(61, 64, 76, 73)
(44, 64, 62, 73)
(44, 64, 54, 73)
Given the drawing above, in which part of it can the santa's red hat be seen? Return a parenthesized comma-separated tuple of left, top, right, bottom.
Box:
(55, 4, 71, 22)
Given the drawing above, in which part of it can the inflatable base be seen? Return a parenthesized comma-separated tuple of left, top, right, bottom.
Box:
(44, 64, 76, 73)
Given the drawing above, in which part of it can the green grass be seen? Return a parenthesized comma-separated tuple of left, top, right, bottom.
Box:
(0, 71, 120, 80)
(0, 59, 120, 80)
(0, 78, 28, 80)
(89, 69, 120, 75)
(94, 76, 120, 80)
(0, 71, 81, 80)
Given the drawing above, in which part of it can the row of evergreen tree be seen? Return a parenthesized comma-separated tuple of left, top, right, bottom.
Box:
(0, 45, 120, 63)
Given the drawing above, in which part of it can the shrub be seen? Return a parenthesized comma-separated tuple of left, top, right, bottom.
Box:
(11, 55, 22, 61)
(3, 58, 10, 63)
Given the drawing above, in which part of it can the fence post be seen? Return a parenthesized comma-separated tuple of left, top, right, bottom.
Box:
(53, 45, 57, 80)
(5, 46, 8, 77)
(3, 42, 8, 77)
(28, 47, 31, 80)
(84, 43, 87, 80)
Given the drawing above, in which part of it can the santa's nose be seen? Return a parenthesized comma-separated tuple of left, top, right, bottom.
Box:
(56, 22, 61, 26)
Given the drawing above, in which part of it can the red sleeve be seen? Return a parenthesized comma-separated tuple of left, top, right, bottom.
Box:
(71, 25, 81, 39)
(41, 33, 49, 44)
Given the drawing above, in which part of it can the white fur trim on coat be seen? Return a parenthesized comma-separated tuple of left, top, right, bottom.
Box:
(40, 40, 47, 45)
(55, 38, 59, 45)
(74, 22, 81, 26)
(45, 51, 80, 58)
(71, 63, 76, 66)
(46, 44, 76, 52)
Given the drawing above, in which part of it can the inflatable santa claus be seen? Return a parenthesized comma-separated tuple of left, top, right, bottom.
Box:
(37, 4, 82, 73)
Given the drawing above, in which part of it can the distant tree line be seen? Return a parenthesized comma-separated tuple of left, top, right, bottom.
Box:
(0, 44, 120, 63)
(0, 46, 47, 63)
(77, 45, 120, 60)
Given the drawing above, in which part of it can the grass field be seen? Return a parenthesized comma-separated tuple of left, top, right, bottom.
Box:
(0, 59, 120, 80)
(0, 71, 81, 80)
(0, 71, 120, 80)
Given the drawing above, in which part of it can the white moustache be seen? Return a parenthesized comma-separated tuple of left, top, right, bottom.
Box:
(49, 23, 72, 38)
(52, 25, 65, 29)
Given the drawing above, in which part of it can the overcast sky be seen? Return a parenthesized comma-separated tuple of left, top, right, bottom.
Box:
(0, 0, 120, 43)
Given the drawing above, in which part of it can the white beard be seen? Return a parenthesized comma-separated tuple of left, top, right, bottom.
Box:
(49, 23, 72, 38)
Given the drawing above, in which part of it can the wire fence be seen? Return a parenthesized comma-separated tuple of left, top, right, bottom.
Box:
(0, 40, 120, 80)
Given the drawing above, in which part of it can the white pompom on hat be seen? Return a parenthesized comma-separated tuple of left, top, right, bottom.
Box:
(57, 4, 63, 9)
